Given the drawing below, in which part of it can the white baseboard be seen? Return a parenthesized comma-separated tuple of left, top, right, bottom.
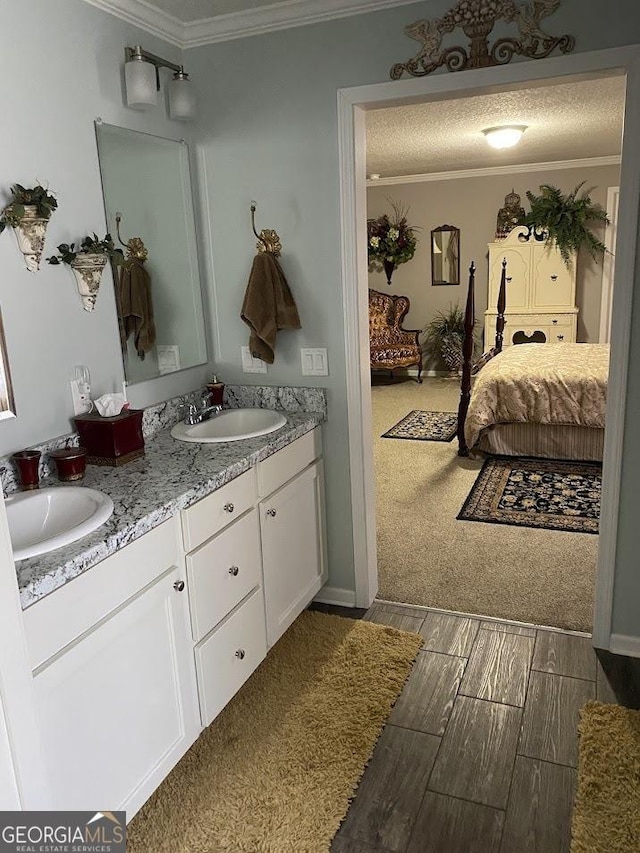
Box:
(314, 585, 357, 607)
(609, 633, 640, 658)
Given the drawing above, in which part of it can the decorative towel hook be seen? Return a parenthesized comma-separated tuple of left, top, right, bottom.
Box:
(250, 201, 282, 257)
(115, 211, 148, 262)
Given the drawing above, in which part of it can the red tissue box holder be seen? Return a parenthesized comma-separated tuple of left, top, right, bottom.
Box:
(74, 409, 145, 467)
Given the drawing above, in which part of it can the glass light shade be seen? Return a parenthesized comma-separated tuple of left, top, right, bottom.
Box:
(482, 125, 527, 149)
(169, 73, 196, 121)
(125, 58, 157, 109)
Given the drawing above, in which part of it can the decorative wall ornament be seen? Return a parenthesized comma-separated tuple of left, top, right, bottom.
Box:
(46, 234, 125, 312)
(495, 189, 526, 238)
(390, 0, 575, 80)
(0, 184, 58, 272)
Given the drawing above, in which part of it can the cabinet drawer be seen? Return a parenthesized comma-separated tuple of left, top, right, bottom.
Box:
(24, 518, 181, 671)
(257, 428, 321, 498)
(181, 468, 256, 552)
(187, 509, 261, 642)
(195, 587, 267, 727)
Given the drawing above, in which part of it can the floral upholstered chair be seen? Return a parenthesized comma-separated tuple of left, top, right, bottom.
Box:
(369, 289, 422, 382)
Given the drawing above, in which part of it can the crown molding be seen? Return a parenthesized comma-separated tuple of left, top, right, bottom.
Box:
(366, 155, 622, 186)
(81, 0, 421, 48)
(81, 0, 184, 46)
(182, 0, 419, 46)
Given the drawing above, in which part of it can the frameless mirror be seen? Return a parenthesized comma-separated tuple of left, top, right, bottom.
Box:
(431, 224, 460, 286)
(95, 122, 207, 384)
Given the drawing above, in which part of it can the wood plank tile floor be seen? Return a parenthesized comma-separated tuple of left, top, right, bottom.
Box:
(327, 602, 622, 853)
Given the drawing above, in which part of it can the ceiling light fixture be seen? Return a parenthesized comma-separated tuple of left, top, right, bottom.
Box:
(124, 45, 196, 121)
(482, 125, 527, 149)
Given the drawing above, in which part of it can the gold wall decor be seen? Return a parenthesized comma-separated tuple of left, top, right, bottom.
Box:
(390, 0, 575, 80)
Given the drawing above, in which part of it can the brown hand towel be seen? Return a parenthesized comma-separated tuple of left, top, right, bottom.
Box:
(117, 260, 156, 360)
(240, 252, 301, 364)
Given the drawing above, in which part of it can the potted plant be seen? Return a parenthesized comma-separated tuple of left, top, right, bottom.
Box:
(367, 201, 418, 285)
(423, 304, 470, 375)
(0, 183, 58, 272)
(523, 182, 609, 267)
(47, 234, 124, 312)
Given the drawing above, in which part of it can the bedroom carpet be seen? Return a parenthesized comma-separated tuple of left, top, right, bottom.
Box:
(372, 378, 598, 631)
(571, 701, 640, 852)
(126, 610, 422, 853)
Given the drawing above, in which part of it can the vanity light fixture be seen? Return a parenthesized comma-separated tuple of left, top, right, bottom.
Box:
(124, 45, 196, 121)
(482, 125, 527, 150)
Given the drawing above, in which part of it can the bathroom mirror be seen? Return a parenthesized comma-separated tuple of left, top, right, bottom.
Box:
(95, 122, 207, 384)
(431, 224, 460, 286)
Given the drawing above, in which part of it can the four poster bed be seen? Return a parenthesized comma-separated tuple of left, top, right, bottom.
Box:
(456, 260, 609, 461)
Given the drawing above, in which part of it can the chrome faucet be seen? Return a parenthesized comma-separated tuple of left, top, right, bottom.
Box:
(183, 394, 223, 425)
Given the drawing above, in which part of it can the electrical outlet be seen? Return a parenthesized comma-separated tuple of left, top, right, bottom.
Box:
(241, 346, 268, 374)
(301, 348, 328, 376)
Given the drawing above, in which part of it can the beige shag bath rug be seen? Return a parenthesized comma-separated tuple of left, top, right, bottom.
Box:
(572, 701, 640, 852)
(127, 610, 422, 853)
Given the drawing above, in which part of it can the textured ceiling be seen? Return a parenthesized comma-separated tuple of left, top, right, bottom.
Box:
(365, 76, 625, 178)
(142, 0, 283, 21)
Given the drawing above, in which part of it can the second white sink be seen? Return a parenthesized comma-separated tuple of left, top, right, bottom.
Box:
(7, 487, 114, 562)
(171, 408, 287, 443)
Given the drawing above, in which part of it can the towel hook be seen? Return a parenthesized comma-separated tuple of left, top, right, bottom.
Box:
(250, 202, 282, 257)
(115, 211, 149, 262)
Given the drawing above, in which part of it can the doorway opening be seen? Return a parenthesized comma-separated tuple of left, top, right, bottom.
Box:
(338, 47, 640, 649)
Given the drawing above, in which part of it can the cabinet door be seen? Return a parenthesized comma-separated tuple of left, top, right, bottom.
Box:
(532, 245, 575, 308)
(490, 247, 530, 311)
(33, 566, 199, 819)
(260, 461, 327, 647)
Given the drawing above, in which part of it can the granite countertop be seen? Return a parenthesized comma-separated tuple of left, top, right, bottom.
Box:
(16, 411, 324, 611)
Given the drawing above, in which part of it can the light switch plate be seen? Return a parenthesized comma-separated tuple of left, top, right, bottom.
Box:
(301, 348, 328, 376)
(241, 346, 268, 374)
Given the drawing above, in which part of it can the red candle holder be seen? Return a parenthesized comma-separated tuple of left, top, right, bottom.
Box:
(49, 447, 88, 482)
(12, 450, 41, 490)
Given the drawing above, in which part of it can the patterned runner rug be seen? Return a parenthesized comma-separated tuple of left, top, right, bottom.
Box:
(458, 456, 601, 534)
(382, 410, 458, 442)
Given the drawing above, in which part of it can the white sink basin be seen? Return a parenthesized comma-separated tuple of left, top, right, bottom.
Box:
(171, 408, 287, 444)
(6, 487, 114, 561)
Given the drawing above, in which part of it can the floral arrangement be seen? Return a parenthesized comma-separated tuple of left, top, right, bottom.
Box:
(0, 183, 58, 233)
(367, 201, 418, 284)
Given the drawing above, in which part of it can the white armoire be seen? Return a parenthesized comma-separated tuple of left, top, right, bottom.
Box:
(484, 225, 578, 347)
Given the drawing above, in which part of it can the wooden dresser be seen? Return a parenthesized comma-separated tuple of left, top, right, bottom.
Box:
(484, 225, 578, 347)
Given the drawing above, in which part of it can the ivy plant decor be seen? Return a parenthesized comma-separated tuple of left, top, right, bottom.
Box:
(47, 234, 125, 312)
(523, 182, 609, 267)
(0, 183, 58, 272)
(367, 201, 419, 285)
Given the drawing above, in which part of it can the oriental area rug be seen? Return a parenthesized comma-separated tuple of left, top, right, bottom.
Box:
(382, 409, 458, 442)
(127, 610, 422, 853)
(458, 456, 601, 534)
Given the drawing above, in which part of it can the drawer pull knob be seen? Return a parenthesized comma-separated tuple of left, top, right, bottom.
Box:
(224, 502, 235, 513)
(552, 319, 558, 324)
(228, 566, 239, 576)
(551, 274, 558, 281)
(557, 334, 565, 341)
(235, 649, 246, 660)
(266, 508, 277, 517)
(506, 276, 513, 282)
(173, 580, 185, 592)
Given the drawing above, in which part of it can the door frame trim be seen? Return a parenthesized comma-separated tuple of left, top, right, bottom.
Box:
(338, 47, 640, 652)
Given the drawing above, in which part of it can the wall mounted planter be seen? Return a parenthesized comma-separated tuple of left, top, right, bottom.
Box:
(12, 206, 50, 272)
(70, 254, 108, 311)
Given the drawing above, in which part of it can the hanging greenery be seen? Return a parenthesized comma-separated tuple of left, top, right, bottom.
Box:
(523, 182, 609, 267)
(367, 201, 419, 284)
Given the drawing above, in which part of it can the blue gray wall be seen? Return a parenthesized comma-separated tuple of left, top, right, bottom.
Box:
(186, 0, 640, 626)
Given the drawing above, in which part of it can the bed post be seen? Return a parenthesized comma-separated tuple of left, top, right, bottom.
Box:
(495, 258, 507, 353)
(457, 262, 475, 457)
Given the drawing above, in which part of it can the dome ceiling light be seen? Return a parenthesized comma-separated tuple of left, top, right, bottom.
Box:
(482, 125, 528, 150)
